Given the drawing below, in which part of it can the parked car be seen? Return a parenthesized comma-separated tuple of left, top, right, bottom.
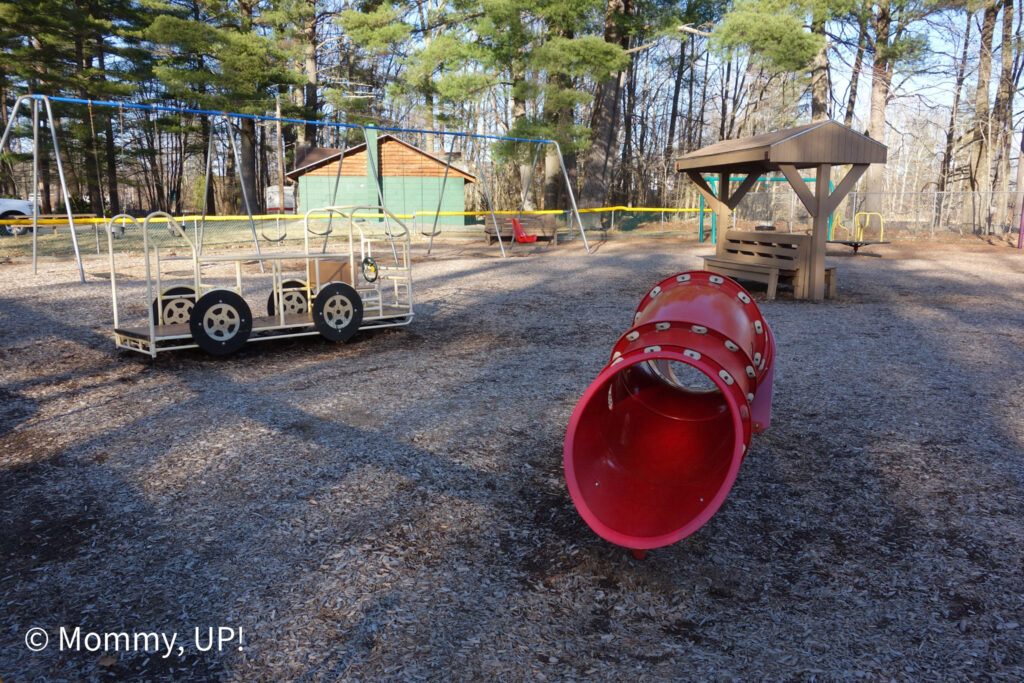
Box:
(0, 198, 36, 235)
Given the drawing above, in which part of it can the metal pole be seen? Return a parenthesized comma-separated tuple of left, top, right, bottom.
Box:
(40, 96, 85, 283)
(476, 160, 506, 257)
(31, 99, 39, 275)
(275, 88, 287, 226)
(518, 143, 542, 221)
(1017, 189, 1024, 249)
(0, 95, 30, 154)
(329, 128, 349, 205)
(199, 115, 216, 255)
(551, 141, 589, 252)
(323, 128, 349, 244)
(699, 194, 705, 242)
(427, 133, 457, 255)
(0, 95, 30, 243)
(362, 126, 387, 207)
(222, 114, 264, 271)
(931, 190, 937, 239)
(913, 190, 920, 238)
(361, 126, 400, 264)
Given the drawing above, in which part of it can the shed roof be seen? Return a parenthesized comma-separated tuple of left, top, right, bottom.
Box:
(674, 120, 887, 173)
(287, 134, 477, 182)
(293, 145, 345, 171)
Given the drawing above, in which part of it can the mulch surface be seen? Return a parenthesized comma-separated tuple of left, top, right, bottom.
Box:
(1, 237, 1022, 680)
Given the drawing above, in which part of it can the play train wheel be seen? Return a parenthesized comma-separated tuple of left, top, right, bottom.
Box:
(151, 286, 197, 325)
(189, 290, 252, 355)
(267, 279, 310, 316)
(312, 282, 363, 342)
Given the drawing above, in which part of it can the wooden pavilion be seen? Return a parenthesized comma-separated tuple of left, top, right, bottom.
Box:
(675, 121, 887, 300)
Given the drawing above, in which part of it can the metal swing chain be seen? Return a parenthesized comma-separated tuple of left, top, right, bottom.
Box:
(87, 101, 108, 253)
(87, 102, 106, 217)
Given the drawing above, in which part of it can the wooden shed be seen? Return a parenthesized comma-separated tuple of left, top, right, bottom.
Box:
(286, 132, 476, 225)
(675, 120, 887, 300)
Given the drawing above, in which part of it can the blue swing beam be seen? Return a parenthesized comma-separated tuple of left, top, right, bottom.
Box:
(8, 93, 591, 255)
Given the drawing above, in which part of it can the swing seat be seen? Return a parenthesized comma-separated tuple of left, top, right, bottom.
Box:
(511, 218, 538, 243)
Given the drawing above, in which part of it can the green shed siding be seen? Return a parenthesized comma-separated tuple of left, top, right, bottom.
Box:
(297, 175, 467, 226)
(297, 176, 376, 214)
(382, 177, 467, 226)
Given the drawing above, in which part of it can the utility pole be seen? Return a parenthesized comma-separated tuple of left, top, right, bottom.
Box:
(275, 88, 287, 215)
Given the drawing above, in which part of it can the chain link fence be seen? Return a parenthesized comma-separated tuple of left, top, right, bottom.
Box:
(730, 189, 1022, 240)
(2, 190, 1022, 262)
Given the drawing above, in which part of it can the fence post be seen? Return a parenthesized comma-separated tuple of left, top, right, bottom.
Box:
(912, 190, 919, 237)
(931, 191, 937, 239)
(699, 195, 705, 242)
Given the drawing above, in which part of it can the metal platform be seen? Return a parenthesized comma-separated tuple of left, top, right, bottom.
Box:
(828, 239, 890, 254)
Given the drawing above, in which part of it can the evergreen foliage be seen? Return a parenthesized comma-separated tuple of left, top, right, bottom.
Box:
(0, 0, 1018, 220)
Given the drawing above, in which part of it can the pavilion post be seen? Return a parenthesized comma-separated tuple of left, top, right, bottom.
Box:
(716, 173, 731, 236)
(808, 164, 831, 300)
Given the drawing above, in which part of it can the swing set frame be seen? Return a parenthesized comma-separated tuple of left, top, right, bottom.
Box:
(1, 94, 592, 283)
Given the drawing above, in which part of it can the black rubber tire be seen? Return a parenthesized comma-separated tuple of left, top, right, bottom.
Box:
(151, 285, 197, 325)
(1, 211, 27, 236)
(312, 282, 363, 342)
(189, 290, 252, 356)
(266, 279, 310, 316)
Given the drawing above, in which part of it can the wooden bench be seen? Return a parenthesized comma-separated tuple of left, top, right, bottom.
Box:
(703, 230, 835, 299)
(484, 215, 555, 245)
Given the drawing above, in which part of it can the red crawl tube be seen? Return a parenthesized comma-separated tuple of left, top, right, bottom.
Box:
(564, 271, 775, 553)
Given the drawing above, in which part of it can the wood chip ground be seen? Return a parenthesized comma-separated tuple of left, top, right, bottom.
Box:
(1, 237, 1022, 681)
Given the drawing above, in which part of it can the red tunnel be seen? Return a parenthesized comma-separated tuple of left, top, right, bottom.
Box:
(564, 271, 775, 552)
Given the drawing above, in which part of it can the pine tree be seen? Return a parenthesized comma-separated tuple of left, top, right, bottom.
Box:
(0, 0, 150, 212)
(147, 0, 300, 212)
(341, 0, 629, 208)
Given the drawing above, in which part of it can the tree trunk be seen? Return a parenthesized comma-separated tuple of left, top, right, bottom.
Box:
(200, 115, 216, 215)
(844, 16, 868, 127)
(580, 0, 631, 208)
(172, 118, 186, 214)
(259, 121, 271, 211)
(665, 38, 686, 167)
(864, 3, 893, 214)
(683, 38, 696, 151)
(620, 49, 637, 205)
(727, 61, 745, 139)
(510, 68, 536, 211)
(239, 118, 259, 214)
(39, 145, 52, 214)
(969, 2, 998, 232)
(302, 11, 318, 146)
(719, 57, 731, 140)
(75, 38, 103, 215)
(991, 0, 1015, 231)
(97, 48, 120, 215)
(543, 40, 573, 210)
(810, 14, 830, 121)
(938, 12, 971, 197)
(0, 81, 14, 197)
(1012, 130, 1024, 234)
(694, 46, 709, 148)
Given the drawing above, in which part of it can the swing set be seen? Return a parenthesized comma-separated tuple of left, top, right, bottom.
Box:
(0, 94, 592, 283)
